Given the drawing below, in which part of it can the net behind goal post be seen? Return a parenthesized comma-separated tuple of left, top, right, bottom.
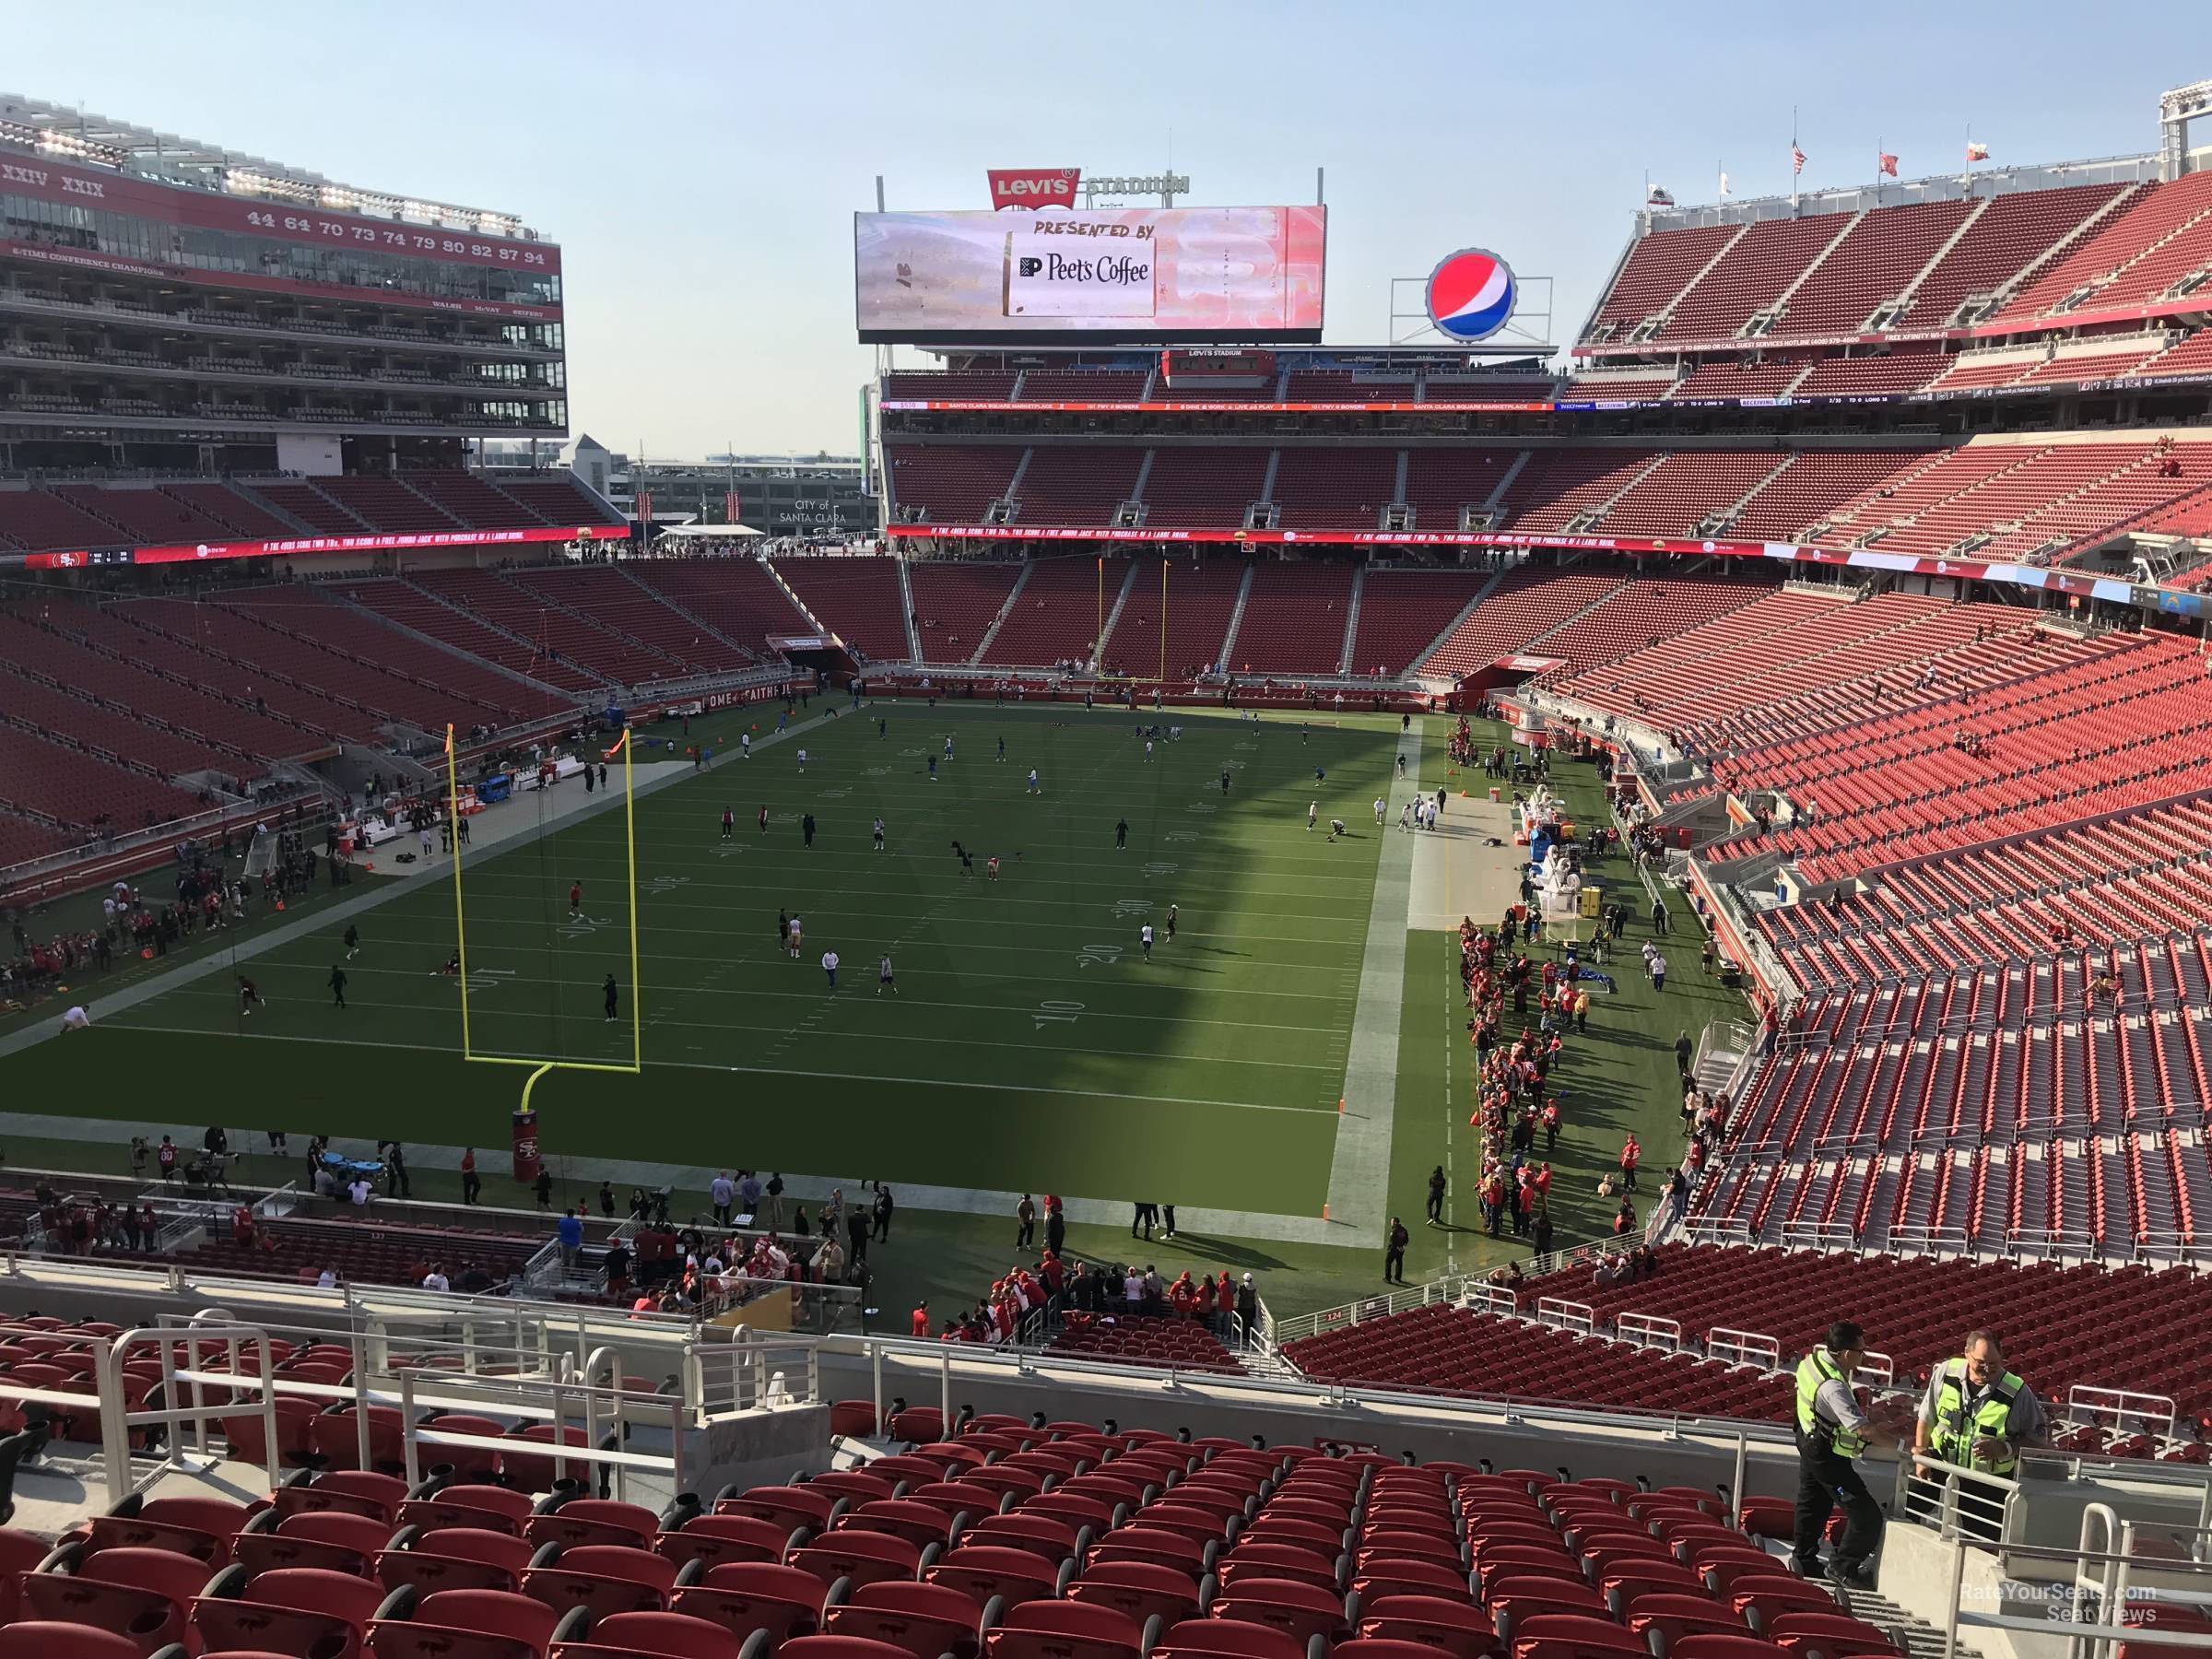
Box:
(446, 722, 643, 1112)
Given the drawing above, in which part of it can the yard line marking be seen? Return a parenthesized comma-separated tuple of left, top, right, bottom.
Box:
(115, 985, 1343, 1074)
(88, 1023, 1337, 1114)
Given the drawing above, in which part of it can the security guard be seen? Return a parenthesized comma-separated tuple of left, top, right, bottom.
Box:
(1913, 1330, 2045, 1541)
(1794, 1320, 1898, 1588)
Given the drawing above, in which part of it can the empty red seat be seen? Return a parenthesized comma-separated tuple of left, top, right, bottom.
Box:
(524, 1543, 678, 1620)
(193, 1564, 388, 1658)
(1730, 1581, 1839, 1626)
(925, 1545, 1063, 1609)
(367, 1587, 559, 1659)
(671, 1560, 830, 1648)
(1627, 1594, 1747, 1648)
(836, 1500, 960, 1551)
(657, 1514, 798, 1571)
(378, 1528, 535, 1595)
(277, 1472, 407, 1525)
(721, 1487, 843, 1536)
(1149, 1618, 1305, 1659)
(87, 1496, 258, 1568)
(233, 1510, 395, 1578)
(19, 1546, 215, 1654)
(788, 1529, 923, 1592)
(1507, 1613, 1649, 1659)
(1208, 1575, 1351, 1645)
(400, 1487, 534, 1539)
(0, 1627, 164, 1659)
(824, 1580, 988, 1659)
(554, 1608, 745, 1659)
(1357, 1594, 1500, 1659)
(984, 1600, 1146, 1659)
(1667, 1640, 1791, 1659)
(1761, 1613, 1902, 1659)
(1065, 1559, 1204, 1627)
(1218, 1539, 1342, 1593)
(529, 1500, 661, 1551)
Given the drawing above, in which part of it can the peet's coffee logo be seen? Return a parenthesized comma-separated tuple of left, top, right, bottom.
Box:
(1018, 252, 1149, 287)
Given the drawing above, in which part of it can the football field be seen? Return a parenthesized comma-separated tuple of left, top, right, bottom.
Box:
(7, 702, 1419, 1224)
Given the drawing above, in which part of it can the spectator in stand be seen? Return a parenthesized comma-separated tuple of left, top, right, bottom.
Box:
(1236, 1273, 1258, 1343)
(738, 1170, 762, 1218)
(711, 1171, 735, 1228)
(911, 1300, 931, 1337)
(422, 1263, 450, 1292)
(1613, 1195, 1638, 1235)
(556, 1207, 583, 1271)
(603, 1241, 630, 1299)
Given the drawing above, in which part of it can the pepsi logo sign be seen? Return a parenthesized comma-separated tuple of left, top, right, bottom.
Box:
(1425, 248, 1517, 342)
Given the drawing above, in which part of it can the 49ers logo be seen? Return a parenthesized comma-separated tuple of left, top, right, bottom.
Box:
(987, 169, 1079, 209)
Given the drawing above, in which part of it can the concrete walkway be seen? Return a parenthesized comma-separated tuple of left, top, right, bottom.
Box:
(1323, 717, 1425, 1247)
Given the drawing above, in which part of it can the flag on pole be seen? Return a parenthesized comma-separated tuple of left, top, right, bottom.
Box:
(1646, 183, 1675, 206)
(445, 723, 454, 756)
(1878, 151, 1900, 178)
(724, 488, 742, 524)
(1717, 169, 1732, 198)
(1792, 144, 1807, 176)
(1965, 141, 1991, 163)
(601, 729, 630, 761)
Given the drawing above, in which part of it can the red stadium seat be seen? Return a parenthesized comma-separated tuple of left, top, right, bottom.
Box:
(1507, 1613, 1649, 1659)
(554, 1608, 745, 1659)
(984, 1601, 1148, 1659)
(367, 1588, 559, 1659)
(1149, 1618, 1305, 1659)
(788, 1529, 923, 1593)
(1357, 1594, 1500, 1659)
(18, 1546, 215, 1653)
(823, 1580, 987, 1659)
(233, 1510, 395, 1578)
(657, 1514, 800, 1571)
(523, 1543, 679, 1620)
(528, 1500, 661, 1551)
(670, 1560, 830, 1648)
(378, 1528, 536, 1595)
(925, 1545, 1064, 1609)
(1065, 1559, 1206, 1626)
(193, 1565, 389, 1659)
(1208, 1575, 1352, 1645)
(1760, 1613, 1903, 1659)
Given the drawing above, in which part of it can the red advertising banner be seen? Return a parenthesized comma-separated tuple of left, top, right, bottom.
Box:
(0, 156, 559, 274)
(987, 169, 1080, 209)
(878, 399, 1555, 414)
(0, 239, 561, 322)
(131, 523, 626, 566)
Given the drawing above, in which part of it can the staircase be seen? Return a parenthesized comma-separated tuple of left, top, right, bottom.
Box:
(2061, 194, 2212, 313)
(969, 561, 1033, 666)
(1092, 561, 1142, 669)
(1406, 566, 1509, 676)
(1256, 449, 1283, 512)
(1973, 183, 2146, 319)
(1481, 451, 1533, 515)
(1575, 453, 1675, 531)
(759, 557, 828, 632)
(1517, 577, 1638, 653)
(1647, 222, 1752, 335)
(1705, 453, 1803, 534)
(896, 557, 922, 662)
(1886, 196, 1994, 324)
(611, 563, 759, 662)
(391, 578, 615, 691)
(1216, 562, 1256, 674)
(1337, 565, 1365, 675)
(1752, 212, 1868, 337)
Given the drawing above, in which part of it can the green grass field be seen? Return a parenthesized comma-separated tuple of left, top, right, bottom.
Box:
(0, 701, 1747, 1319)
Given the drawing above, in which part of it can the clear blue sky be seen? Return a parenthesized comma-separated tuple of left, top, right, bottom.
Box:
(19, 2, 2207, 454)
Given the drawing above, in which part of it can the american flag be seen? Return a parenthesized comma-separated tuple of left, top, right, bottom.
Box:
(1791, 144, 1807, 176)
(1878, 152, 1900, 178)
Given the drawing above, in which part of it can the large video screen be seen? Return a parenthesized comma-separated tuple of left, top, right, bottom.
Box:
(855, 206, 1326, 344)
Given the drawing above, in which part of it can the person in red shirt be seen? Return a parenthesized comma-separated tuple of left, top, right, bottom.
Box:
(1619, 1134, 1641, 1192)
(1169, 1273, 1195, 1317)
(910, 1300, 931, 1338)
(568, 881, 582, 916)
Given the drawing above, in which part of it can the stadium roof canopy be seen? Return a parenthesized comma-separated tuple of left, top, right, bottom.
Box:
(0, 89, 543, 241)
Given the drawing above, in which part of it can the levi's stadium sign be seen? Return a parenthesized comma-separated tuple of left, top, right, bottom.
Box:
(988, 169, 1079, 209)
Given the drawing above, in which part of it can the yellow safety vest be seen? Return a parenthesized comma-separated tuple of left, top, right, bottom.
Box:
(1930, 1359, 2023, 1477)
(1795, 1349, 1868, 1460)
